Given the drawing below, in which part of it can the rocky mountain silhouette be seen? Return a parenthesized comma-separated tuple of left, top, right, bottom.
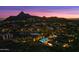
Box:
(3, 11, 79, 24)
(17, 11, 31, 17)
(4, 11, 33, 21)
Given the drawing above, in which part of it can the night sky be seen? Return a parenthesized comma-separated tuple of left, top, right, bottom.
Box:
(0, 6, 79, 18)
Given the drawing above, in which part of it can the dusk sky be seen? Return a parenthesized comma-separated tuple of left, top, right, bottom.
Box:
(1, 6, 79, 18)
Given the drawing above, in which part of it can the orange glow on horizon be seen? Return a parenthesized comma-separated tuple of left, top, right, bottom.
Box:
(1, 11, 79, 19)
(28, 12, 79, 18)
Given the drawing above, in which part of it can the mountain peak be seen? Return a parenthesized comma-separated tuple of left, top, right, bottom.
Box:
(4, 11, 37, 21)
(20, 11, 25, 14)
(18, 11, 26, 16)
(17, 11, 31, 17)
